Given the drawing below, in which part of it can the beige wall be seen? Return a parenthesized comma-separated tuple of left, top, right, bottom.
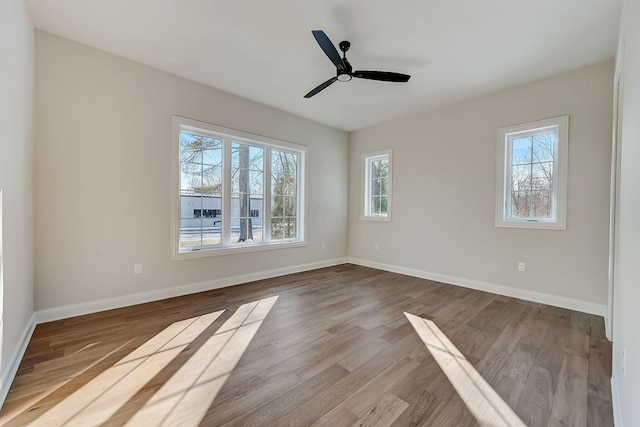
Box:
(349, 61, 614, 307)
(0, 0, 35, 395)
(34, 32, 349, 310)
(612, 0, 640, 424)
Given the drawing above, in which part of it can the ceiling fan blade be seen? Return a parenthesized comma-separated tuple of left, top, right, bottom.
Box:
(312, 30, 345, 71)
(353, 70, 411, 82)
(304, 77, 338, 98)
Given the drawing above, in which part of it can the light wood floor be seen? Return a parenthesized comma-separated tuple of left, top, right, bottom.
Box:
(0, 265, 613, 426)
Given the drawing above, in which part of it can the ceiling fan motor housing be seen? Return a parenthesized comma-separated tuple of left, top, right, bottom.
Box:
(338, 56, 353, 81)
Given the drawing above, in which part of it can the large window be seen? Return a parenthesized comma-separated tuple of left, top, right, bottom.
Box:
(172, 117, 305, 259)
(363, 150, 392, 220)
(496, 116, 568, 230)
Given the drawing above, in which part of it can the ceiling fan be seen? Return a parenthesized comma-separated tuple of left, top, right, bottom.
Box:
(304, 30, 411, 98)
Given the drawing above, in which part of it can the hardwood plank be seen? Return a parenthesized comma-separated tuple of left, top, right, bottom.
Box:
(273, 355, 393, 426)
(390, 389, 445, 427)
(492, 374, 525, 410)
(338, 338, 391, 372)
(342, 357, 420, 417)
(519, 305, 553, 349)
(570, 311, 592, 335)
(534, 307, 573, 374)
(349, 392, 409, 427)
(390, 359, 456, 403)
(200, 374, 303, 425)
(548, 354, 589, 427)
(588, 338, 613, 401)
(515, 366, 554, 427)
(436, 291, 496, 332)
(466, 299, 506, 331)
(499, 342, 538, 383)
(590, 315, 607, 341)
(421, 393, 475, 427)
(587, 392, 614, 427)
(222, 364, 348, 427)
(310, 405, 358, 427)
(488, 299, 528, 330)
(451, 324, 500, 361)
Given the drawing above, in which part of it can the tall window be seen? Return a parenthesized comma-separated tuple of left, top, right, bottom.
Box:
(173, 117, 305, 259)
(363, 150, 392, 220)
(271, 149, 299, 239)
(496, 116, 568, 229)
(231, 142, 264, 243)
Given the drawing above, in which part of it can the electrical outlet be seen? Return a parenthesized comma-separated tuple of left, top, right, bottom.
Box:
(134, 264, 143, 274)
(321, 242, 326, 250)
(374, 243, 380, 251)
(518, 262, 526, 272)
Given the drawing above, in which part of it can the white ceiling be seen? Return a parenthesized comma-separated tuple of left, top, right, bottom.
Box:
(27, 0, 621, 132)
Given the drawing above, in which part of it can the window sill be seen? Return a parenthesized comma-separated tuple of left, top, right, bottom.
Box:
(172, 240, 307, 260)
(361, 215, 391, 222)
(495, 219, 566, 230)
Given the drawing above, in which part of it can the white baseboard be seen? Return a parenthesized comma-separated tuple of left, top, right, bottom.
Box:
(35, 257, 348, 324)
(0, 313, 37, 407)
(611, 374, 623, 427)
(347, 257, 607, 316)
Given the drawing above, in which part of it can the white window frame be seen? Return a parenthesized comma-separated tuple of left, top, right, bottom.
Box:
(172, 116, 307, 260)
(363, 149, 392, 221)
(496, 116, 569, 230)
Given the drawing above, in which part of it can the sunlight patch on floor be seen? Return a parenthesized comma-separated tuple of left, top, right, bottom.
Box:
(0, 338, 138, 426)
(404, 312, 526, 427)
(29, 310, 226, 426)
(124, 295, 279, 426)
